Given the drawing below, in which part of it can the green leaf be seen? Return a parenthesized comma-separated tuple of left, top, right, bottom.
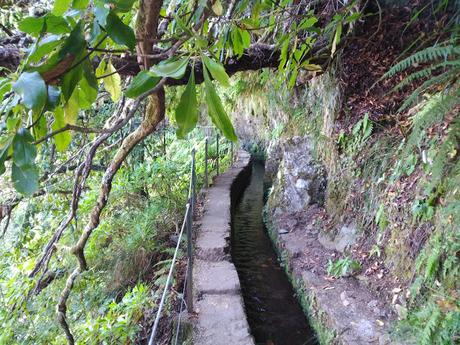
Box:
(52, 108, 72, 151)
(45, 86, 61, 111)
(0, 78, 11, 100)
(61, 63, 83, 101)
(0, 150, 6, 175)
(28, 35, 62, 63)
(72, 0, 90, 10)
(12, 163, 39, 196)
(0, 136, 12, 176)
(230, 28, 243, 57)
(240, 29, 251, 48)
(101, 62, 121, 101)
(13, 72, 47, 112)
(125, 71, 160, 98)
(94, 5, 109, 27)
(12, 128, 37, 168)
(53, 0, 72, 15)
(58, 21, 86, 59)
(201, 55, 230, 87)
(299, 17, 318, 29)
(44, 15, 71, 34)
(331, 22, 342, 57)
(80, 60, 98, 105)
(109, 0, 137, 12)
(150, 57, 189, 79)
(18, 15, 70, 36)
(211, 0, 223, 16)
(64, 88, 80, 124)
(18, 17, 45, 36)
(203, 66, 237, 142)
(175, 70, 198, 138)
(106, 11, 136, 50)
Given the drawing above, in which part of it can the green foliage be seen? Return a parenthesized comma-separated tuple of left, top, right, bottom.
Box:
(337, 113, 373, 155)
(326, 257, 361, 278)
(175, 70, 198, 138)
(125, 71, 161, 98)
(203, 64, 237, 142)
(105, 10, 136, 50)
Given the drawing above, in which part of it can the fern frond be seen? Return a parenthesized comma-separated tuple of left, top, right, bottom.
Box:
(393, 60, 460, 91)
(384, 44, 459, 79)
(403, 91, 459, 155)
(429, 116, 460, 190)
(399, 69, 459, 111)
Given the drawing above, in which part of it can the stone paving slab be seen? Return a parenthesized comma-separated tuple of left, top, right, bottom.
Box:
(195, 259, 241, 295)
(192, 150, 254, 345)
(194, 294, 254, 345)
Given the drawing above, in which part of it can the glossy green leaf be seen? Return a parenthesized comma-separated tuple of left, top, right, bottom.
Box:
(175, 70, 198, 138)
(53, 0, 72, 15)
(80, 60, 98, 105)
(0, 151, 6, 175)
(211, 0, 223, 15)
(106, 11, 136, 51)
(52, 108, 72, 152)
(109, 0, 137, 12)
(12, 128, 37, 168)
(64, 89, 80, 124)
(151, 58, 189, 79)
(203, 66, 237, 142)
(0, 78, 11, 100)
(240, 29, 251, 48)
(28, 35, 62, 63)
(61, 63, 83, 101)
(19, 15, 70, 36)
(18, 17, 45, 36)
(94, 5, 109, 26)
(331, 22, 342, 57)
(125, 71, 161, 98)
(45, 15, 71, 34)
(58, 21, 86, 59)
(201, 55, 230, 87)
(101, 62, 121, 101)
(299, 17, 318, 29)
(12, 163, 39, 196)
(13, 72, 47, 112)
(0, 136, 12, 176)
(72, 0, 90, 10)
(45, 86, 61, 111)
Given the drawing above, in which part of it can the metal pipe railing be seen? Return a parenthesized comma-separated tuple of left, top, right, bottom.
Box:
(147, 132, 235, 345)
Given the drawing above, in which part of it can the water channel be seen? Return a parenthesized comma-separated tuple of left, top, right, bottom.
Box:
(231, 160, 318, 345)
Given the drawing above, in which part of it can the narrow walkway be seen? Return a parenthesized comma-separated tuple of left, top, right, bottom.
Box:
(192, 151, 255, 345)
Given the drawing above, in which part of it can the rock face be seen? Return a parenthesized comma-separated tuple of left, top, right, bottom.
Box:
(266, 136, 326, 215)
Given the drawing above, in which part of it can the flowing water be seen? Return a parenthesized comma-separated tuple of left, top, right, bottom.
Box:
(231, 161, 318, 345)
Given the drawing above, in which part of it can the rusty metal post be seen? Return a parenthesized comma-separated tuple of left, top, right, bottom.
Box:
(185, 148, 196, 313)
(204, 137, 209, 188)
(216, 133, 220, 175)
(230, 140, 234, 165)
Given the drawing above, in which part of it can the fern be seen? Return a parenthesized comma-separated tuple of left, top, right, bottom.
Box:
(383, 44, 459, 79)
(399, 69, 459, 111)
(392, 60, 460, 92)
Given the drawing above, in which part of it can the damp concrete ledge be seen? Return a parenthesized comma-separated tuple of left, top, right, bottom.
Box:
(192, 150, 255, 345)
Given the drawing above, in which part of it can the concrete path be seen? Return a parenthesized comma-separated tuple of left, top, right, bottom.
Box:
(192, 151, 255, 345)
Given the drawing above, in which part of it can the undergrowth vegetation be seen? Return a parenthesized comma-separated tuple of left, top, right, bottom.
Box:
(0, 123, 231, 344)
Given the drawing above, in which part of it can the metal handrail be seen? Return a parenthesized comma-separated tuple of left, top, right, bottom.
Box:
(147, 133, 235, 345)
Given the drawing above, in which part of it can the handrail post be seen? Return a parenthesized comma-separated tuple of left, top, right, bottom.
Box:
(186, 149, 195, 313)
(162, 122, 166, 156)
(185, 204, 193, 312)
(230, 140, 234, 165)
(204, 137, 208, 188)
(216, 133, 220, 175)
